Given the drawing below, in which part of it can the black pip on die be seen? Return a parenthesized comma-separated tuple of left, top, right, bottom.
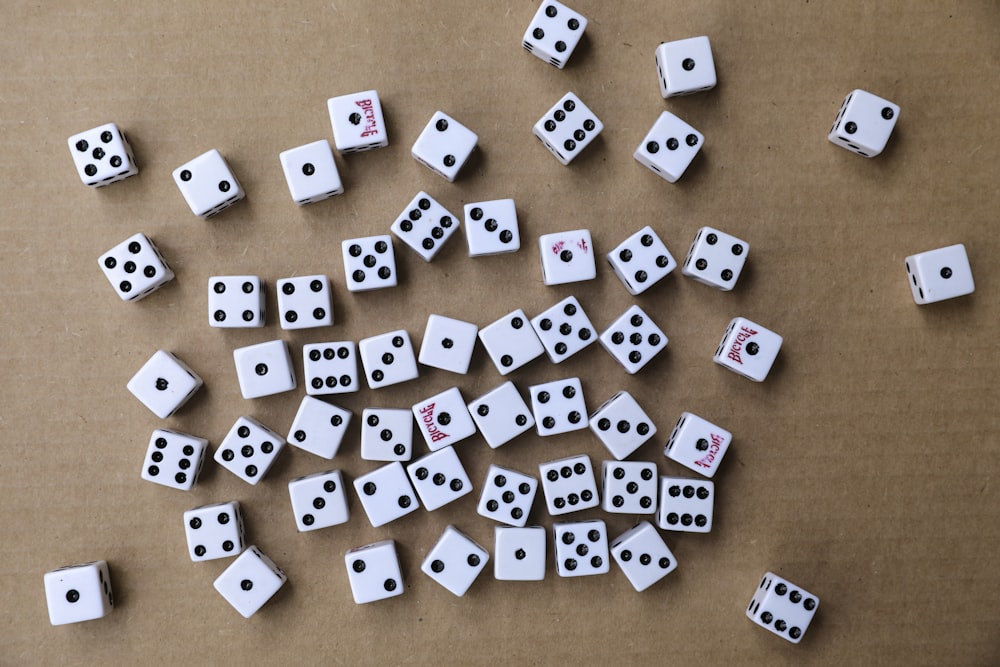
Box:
(713, 316, 782, 382)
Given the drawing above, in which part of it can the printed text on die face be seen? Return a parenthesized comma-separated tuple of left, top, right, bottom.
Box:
(419, 403, 449, 443)
(727, 326, 758, 365)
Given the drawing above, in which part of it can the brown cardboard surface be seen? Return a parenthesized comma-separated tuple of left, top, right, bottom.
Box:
(1, 0, 998, 663)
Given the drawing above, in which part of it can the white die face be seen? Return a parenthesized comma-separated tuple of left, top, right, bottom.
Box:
(214, 416, 286, 485)
(421, 526, 489, 597)
(553, 520, 609, 577)
(464, 199, 520, 256)
(532, 93, 603, 165)
(478, 309, 545, 375)
(713, 317, 783, 382)
(353, 462, 420, 527)
(655, 36, 717, 98)
(288, 469, 350, 531)
(99, 232, 174, 302)
(589, 391, 657, 460)
(828, 89, 899, 158)
(208, 276, 265, 328)
(657, 477, 714, 533)
(530, 377, 587, 436)
(172, 149, 244, 217)
(213, 546, 286, 618)
(905, 243, 974, 304)
(599, 305, 668, 374)
(345, 540, 403, 604)
(406, 446, 473, 511)
(183, 501, 245, 561)
(607, 226, 677, 295)
(522, 0, 588, 69)
(531, 296, 597, 363)
(360, 409, 413, 461)
(538, 229, 596, 285)
(276, 275, 333, 330)
(126, 350, 202, 419)
(681, 226, 749, 291)
(140, 429, 208, 491)
(539, 454, 599, 515)
(232, 339, 296, 399)
(610, 521, 677, 592)
(477, 464, 538, 527)
(418, 314, 478, 374)
(494, 526, 546, 580)
(747, 572, 819, 643)
(342, 235, 398, 292)
(412, 387, 477, 452)
(359, 330, 419, 389)
(287, 396, 351, 460)
(67, 123, 137, 187)
(664, 412, 731, 478)
(411, 112, 478, 182)
(303, 341, 359, 396)
(634, 111, 704, 183)
(328, 90, 388, 153)
(469, 381, 535, 449)
(391, 192, 460, 261)
(601, 461, 658, 514)
(44, 561, 113, 625)
(279, 139, 343, 204)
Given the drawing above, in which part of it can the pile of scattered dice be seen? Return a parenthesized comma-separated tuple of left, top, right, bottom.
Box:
(45, 0, 975, 646)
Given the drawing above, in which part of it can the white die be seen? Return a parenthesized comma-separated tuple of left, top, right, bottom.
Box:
(468, 381, 535, 449)
(904, 243, 975, 304)
(494, 526, 546, 581)
(589, 391, 657, 460)
(276, 275, 333, 330)
(44, 560, 114, 626)
(599, 305, 668, 374)
(406, 446, 473, 511)
(607, 226, 677, 295)
(328, 90, 388, 153)
(411, 111, 478, 182)
(531, 295, 597, 363)
(172, 149, 245, 218)
(553, 520, 610, 578)
(654, 36, 717, 98)
(279, 139, 343, 204)
(98, 232, 174, 302)
(538, 229, 596, 285)
(288, 469, 350, 531)
(747, 572, 820, 644)
(478, 309, 545, 375)
(359, 330, 419, 389)
(634, 111, 704, 183)
(530, 377, 587, 437)
(412, 387, 477, 452)
(232, 339, 296, 399)
(361, 408, 414, 461)
(601, 460, 657, 514)
(214, 416, 286, 485)
(521, 0, 588, 69)
(681, 226, 749, 290)
(390, 191, 460, 261)
(610, 521, 678, 592)
(183, 501, 245, 561)
(140, 429, 208, 491)
(657, 476, 714, 533)
(345, 540, 403, 604)
(532, 92, 603, 165)
(418, 314, 478, 374)
(286, 396, 351, 459)
(303, 341, 360, 396)
(342, 235, 398, 292)
(539, 454, 599, 515)
(208, 276, 265, 328)
(127, 350, 203, 419)
(464, 199, 520, 256)
(664, 412, 732, 478)
(353, 461, 420, 527)
(828, 89, 899, 158)
(422, 526, 489, 597)
(477, 464, 538, 527)
(67, 122, 138, 187)
(713, 316, 782, 382)
(213, 546, 286, 618)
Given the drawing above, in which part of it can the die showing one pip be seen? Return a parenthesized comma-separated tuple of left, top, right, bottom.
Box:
(412, 387, 477, 452)
(713, 317, 782, 382)
(747, 571, 820, 643)
(328, 90, 388, 153)
(654, 36, 717, 98)
(43, 560, 114, 625)
(828, 89, 899, 158)
(172, 149, 245, 218)
(232, 339, 296, 399)
(664, 412, 732, 478)
(538, 229, 596, 285)
(904, 243, 974, 304)
(67, 122, 138, 187)
(494, 526, 546, 581)
(418, 314, 478, 374)
(126, 350, 203, 419)
(279, 139, 343, 204)
(213, 546, 286, 618)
